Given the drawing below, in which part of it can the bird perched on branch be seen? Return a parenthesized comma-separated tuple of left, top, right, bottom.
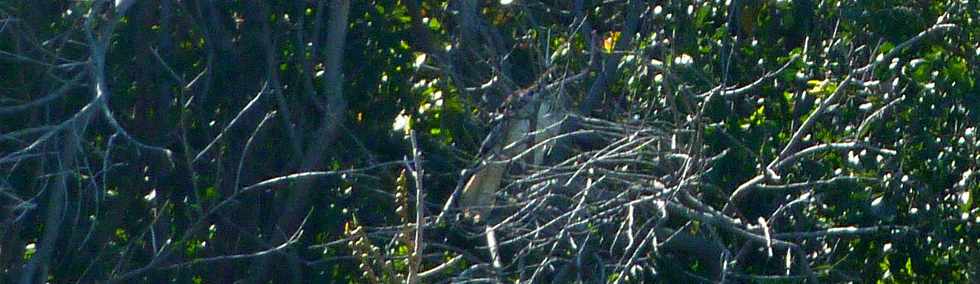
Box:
(460, 68, 564, 223)
(460, 89, 537, 223)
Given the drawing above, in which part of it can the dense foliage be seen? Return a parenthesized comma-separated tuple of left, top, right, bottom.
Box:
(1, 0, 977, 282)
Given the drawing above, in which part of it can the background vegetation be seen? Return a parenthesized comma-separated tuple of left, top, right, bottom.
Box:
(0, 0, 977, 282)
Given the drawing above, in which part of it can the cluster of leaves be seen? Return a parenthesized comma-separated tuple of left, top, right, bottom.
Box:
(0, 0, 976, 283)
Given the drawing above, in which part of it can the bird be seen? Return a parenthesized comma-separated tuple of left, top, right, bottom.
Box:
(459, 68, 563, 223)
(460, 87, 541, 223)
